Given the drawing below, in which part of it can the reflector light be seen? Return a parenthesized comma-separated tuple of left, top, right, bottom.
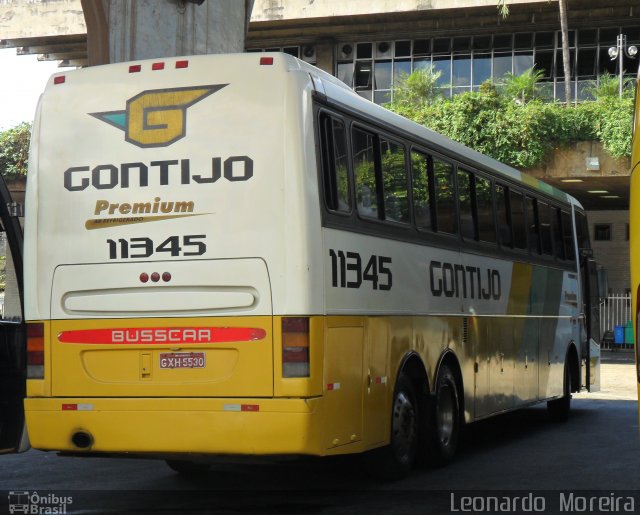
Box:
(27, 322, 45, 378)
(58, 327, 267, 344)
(260, 57, 274, 65)
(129, 65, 141, 73)
(152, 62, 165, 70)
(53, 76, 65, 85)
(140, 273, 149, 283)
(176, 60, 189, 69)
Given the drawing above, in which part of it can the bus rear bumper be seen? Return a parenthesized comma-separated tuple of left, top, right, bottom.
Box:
(24, 397, 328, 456)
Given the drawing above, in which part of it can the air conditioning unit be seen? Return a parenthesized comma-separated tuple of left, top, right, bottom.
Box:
(301, 45, 316, 63)
(339, 43, 355, 60)
(376, 41, 392, 59)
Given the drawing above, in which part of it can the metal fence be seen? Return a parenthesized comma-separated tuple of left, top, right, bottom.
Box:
(599, 294, 634, 350)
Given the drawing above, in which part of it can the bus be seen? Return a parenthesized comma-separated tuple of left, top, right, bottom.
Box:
(23, 53, 600, 478)
(630, 75, 640, 403)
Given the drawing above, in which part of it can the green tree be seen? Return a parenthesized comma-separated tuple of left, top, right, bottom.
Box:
(0, 122, 31, 179)
(390, 66, 443, 108)
(498, 0, 571, 103)
(585, 72, 635, 101)
(502, 67, 545, 104)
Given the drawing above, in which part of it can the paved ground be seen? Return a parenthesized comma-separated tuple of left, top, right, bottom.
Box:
(0, 351, 637, 514)
(575, 349, 637, 400)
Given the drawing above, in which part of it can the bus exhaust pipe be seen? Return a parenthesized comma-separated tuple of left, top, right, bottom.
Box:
(71, 431, 93, 449)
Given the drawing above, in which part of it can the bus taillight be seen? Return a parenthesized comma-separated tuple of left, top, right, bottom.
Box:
(27, 322, 45, 379)
(282, 317, 310, 378)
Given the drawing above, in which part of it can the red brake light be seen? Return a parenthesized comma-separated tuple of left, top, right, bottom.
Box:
(53, 76, 65, 85)
(282, 317, 310, 378)
(176, 60, 189, 69)
(260, 57, 274, 66)
(152, 62, 165, 71)
(129, 64, 141, 73)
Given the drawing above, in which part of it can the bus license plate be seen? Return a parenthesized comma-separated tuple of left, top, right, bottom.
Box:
(159, 352, 206, 369)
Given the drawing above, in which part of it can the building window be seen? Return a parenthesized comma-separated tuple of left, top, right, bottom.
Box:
(594, 223, 612, 241)
(328, 25, 640, 104)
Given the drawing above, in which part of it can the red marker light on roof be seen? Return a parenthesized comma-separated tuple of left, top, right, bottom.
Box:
(129, 64, 141, 73)
(176, 60, 189, 69)
(152, 62, 165, 71)
(260, 57, 274, 66)
(53, 76, 65, 85)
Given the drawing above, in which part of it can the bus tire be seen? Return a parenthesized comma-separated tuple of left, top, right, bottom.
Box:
(547, 359, 571, 422)
(165, 459, 211, 476)
(364, 373, 418, 480)
(429, 364, 461, 466)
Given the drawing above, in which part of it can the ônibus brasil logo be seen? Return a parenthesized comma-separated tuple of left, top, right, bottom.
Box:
(90, 84, 227, 148)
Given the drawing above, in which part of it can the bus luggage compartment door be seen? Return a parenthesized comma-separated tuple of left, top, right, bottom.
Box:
(49, 258, 273, 397)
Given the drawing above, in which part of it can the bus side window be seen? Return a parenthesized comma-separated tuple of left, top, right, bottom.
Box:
(538, 201, 553, 256)
(352, 127, 379, 219)
(510, 190, 527, 250)
(380, 138, 409, 224)
(552, 207, 565, 260)
(410, 149, 433, 231)
(495, 183, 512, 247)
(476, 175, 496, 243)
(433, 158, 457, 234)
(320, 114, 351, 213)
(0, 230, 20, 322)
(457, 168, 476, 240)
(561, 210, 576, 262)
(526, 196, 541, 254)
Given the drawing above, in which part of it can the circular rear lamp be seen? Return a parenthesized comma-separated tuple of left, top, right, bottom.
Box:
(162, 272, 172, 282)
(140, 273, 149, 283)
(150, 272, 160, 283)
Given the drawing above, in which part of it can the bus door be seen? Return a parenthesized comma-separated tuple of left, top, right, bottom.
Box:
(0, 173, 26, 453)
(581, 253, 601, 392)
(576, 209, 600, 392)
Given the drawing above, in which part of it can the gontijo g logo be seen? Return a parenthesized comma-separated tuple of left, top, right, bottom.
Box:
(90, 84, 227, 148)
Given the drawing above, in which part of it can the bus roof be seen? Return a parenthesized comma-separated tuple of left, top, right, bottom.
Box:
(287, 54, 583, 211)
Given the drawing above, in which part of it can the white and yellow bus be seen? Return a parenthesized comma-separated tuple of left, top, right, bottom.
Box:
(22, 53, 599, 477)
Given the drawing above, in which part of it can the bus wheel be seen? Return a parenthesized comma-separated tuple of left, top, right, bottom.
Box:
(429, 364, 460, 466)
(165, 459, 211, 476)
(365, 373, 418, 479)
(547, 360, 571, 422)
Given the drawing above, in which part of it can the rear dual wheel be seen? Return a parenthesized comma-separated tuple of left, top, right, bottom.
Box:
(366, 364, 462, 478)
(365, 374, 419, 479)
(429, 364, 461, 466)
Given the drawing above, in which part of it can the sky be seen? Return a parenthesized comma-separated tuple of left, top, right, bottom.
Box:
(0, 48, 74, 130)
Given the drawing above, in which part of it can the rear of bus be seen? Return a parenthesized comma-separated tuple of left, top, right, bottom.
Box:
(23, 53, 329, 456)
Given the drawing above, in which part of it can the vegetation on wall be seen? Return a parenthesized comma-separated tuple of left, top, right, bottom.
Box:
(0, 122, 31, 179)
(386, 68, 634, 170)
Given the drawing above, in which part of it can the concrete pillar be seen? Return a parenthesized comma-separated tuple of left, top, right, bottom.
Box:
(81, 0, 254, 65)
(314, 43, 334, 75)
